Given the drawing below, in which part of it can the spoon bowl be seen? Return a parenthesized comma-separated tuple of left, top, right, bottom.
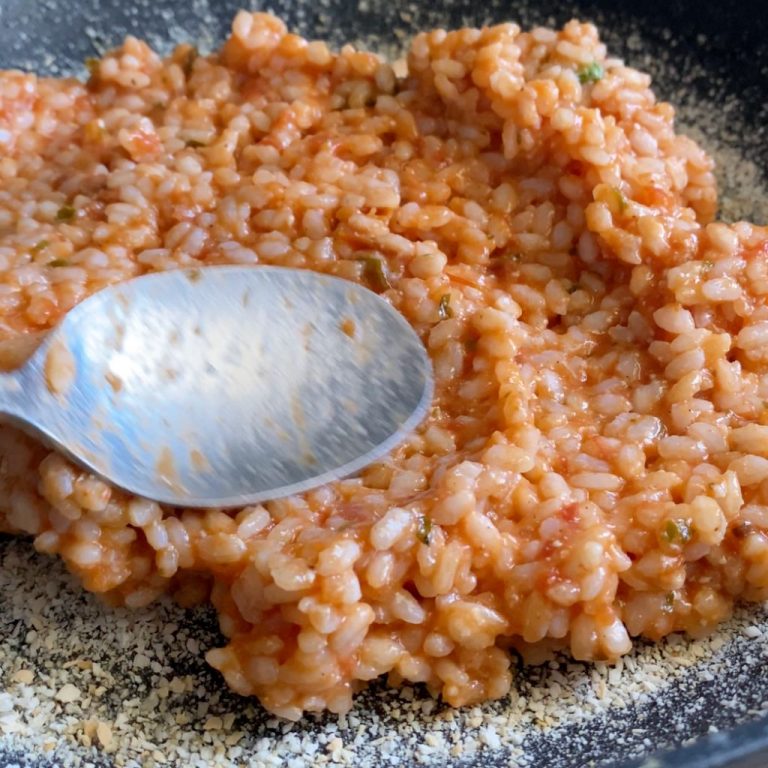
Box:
(0, 266, 433, 507)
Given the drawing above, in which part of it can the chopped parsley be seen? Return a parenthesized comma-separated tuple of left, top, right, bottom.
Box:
(578, 61, 605, 84)
(662, 519, 692, 545)
(357, 256, 391, 292)
(438, 294, 453, 320)
(185, 139, 206, 148)
(663, 592, 675, 612)
(613, 187, 629, 212)
(183, 46, 199, 77)
(417, 515, 433, 545)
(31, 240, 50, 254)
(84, 57, 100, 78)
(47, 258, 70, 268)
(496, 252, 521, 265)
(55, 205, 76, 222)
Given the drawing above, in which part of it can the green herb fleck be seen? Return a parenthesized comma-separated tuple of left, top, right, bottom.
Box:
(662, 519, 692, 545)
(497, 252, 521, 264)
(430, 405, 444, 420)
(358, 256, 391, 293)
(55, 205, 76, 222)
(663, 592, 675, 611)
(31, 240, 50, 254)
(613, 187, 628, 212)
(183, 47, 199, 77)
(578, 61, 605, 84)
(438, 294, 453, 320)
(47, 258, 70, 268)
(417, 515, 433, 545)
(84, 57, 100, 78)
(185, 139, 206, 149)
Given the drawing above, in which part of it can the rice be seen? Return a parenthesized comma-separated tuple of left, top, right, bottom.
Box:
(0, 10, 767, 721)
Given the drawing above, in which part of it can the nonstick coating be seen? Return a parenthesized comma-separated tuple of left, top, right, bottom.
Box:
(0, 1, 767, 767)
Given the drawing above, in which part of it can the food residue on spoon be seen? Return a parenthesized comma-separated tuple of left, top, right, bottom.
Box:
(301, 322, 314, 351)
(44, 339, 75, 396)
(105, 370, 123, 393)
(291, 394, 317, 467)
(291, 394, 306, 431)
(339, 317, 356, 338)
(156, 446, 185, 493)
(190, 449, 209, 472)
(113, 321, 126, 351)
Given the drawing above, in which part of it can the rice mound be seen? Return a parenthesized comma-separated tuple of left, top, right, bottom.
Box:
(1, 12, 767, 720)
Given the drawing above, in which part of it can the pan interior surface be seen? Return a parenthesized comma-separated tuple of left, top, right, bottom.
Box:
(0, 2, 767, 767)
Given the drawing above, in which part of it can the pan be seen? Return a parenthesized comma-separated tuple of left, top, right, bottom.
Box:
(0, 1, 767, 766)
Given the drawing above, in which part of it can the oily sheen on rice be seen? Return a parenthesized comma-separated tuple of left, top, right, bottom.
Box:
(1, 11, 767, 720)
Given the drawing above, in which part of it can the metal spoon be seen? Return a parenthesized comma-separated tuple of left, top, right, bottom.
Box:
(0, 266, 433, 508)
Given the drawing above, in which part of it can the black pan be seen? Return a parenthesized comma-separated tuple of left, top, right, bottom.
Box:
(0, 1, 767, 767)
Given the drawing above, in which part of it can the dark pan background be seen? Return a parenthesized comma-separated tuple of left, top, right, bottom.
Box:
(0, 1, 767, 766)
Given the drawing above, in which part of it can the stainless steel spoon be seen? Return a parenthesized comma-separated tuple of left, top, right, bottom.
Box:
(0, 266, 433, 508)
